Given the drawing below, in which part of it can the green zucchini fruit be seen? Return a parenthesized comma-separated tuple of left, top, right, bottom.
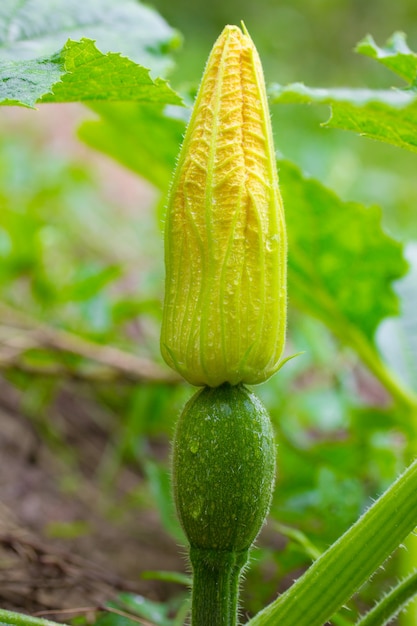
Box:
(173, 383, 276, 556)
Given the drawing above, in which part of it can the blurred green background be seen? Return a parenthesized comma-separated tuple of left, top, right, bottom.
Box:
(153, 0, 417, 86)
(1, 0, 417, 623)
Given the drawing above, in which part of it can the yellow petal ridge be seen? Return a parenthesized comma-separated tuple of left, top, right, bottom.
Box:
(161, 24, 287, 387)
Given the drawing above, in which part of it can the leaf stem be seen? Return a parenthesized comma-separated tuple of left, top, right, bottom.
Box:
(288, 266, 417, 414)
(345, 324, 417, 414)
(355, 569, 417, 626)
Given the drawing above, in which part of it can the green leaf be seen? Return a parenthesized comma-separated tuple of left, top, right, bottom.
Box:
(65, 263, 122, 302)
(0, 0, 183, 108)
(96, 592, 190, 626)
(270, 82, 415, 107)
(270, 83, 417, 152)
(280, 159, 417, 409)
(79, 102, 187, 190)
(141, 570, 191, 586)
(269, 33, 417, 152)
(356, 32, 417, 83)
(42, 39, 182, 105)
(0, 0, 180, 74)
(0, 37, 182, 108)
(279, 159, 407, 339)
(0, 53, 63, 107)
(115, 593, 173, 626)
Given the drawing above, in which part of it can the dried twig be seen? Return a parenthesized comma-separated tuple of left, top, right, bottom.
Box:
(0, 303, 180, 385)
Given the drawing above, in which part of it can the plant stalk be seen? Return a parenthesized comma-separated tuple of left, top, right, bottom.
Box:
(356, 569, 417, 626)
(190, 548, 248, 626)
(247, 458, 417, 626)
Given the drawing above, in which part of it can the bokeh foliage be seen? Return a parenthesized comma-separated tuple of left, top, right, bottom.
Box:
(0, 0, 417, 624)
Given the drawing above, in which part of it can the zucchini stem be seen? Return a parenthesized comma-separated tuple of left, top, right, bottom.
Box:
(190, 548, 248, 626)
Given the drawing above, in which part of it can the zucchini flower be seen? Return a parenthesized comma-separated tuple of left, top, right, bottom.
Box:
(161, 24, 287, 387)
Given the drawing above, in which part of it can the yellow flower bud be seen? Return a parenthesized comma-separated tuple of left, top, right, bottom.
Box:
(161, 24, 287, 387)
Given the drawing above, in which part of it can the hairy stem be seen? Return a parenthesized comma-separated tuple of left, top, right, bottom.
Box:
(190, 548, 248, 626)
(356, 569, 417, 626)
(247, 458, 417, 626)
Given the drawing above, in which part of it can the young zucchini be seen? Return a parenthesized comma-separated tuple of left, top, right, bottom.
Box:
(173, 383, 276, 557)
